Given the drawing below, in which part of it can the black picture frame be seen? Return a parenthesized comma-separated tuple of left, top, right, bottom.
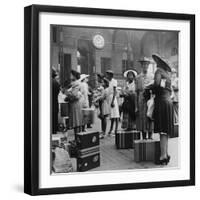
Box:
(24, 4, 195, 195)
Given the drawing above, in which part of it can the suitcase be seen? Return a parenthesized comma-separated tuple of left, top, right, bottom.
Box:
(115, 130, 140, 149)
(77, 152, 100, 172)
(134, 139, 160, 162)
(82, 108, 95, 125)
(60, 102, 69, 117)
(76, 131, 99, 150)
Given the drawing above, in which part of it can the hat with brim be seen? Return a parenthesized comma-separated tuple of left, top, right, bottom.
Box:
(152, 54, 171, 72)
(106, 70, 114, 75)
(79, 74, 90, 81)
(71, 69, 81, 80)
(138, 57, 151, 63)
(124, 69, 137, 78)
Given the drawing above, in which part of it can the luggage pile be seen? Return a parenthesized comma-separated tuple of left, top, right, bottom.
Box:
(54, 106, 100, 172)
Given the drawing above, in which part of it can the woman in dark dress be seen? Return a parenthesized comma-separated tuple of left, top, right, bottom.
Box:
(152, 54, 174, 165)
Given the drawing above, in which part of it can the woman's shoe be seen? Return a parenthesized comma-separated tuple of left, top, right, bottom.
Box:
(167, 155, 171, 163)
(155, 158, 168, 165)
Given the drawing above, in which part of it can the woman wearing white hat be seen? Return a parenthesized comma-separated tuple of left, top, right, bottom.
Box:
(121, 69, 138, 130)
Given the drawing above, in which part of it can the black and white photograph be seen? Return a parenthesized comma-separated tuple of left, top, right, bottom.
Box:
(51, 25, 179, 173)
(23, 5, 195, 195)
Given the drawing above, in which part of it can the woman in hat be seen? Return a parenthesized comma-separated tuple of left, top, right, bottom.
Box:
(152, 54, 174, 165)
(121, 70, 137, 130)
(65, 70, 83, 137)
(136, 57, 154, 139)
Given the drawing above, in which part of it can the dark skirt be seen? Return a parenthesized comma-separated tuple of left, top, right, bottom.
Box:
(153, 96, 174, 137)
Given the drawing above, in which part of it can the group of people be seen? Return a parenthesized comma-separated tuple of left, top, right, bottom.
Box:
(94, 57, 154, 140)
(52, 54, 179, 166)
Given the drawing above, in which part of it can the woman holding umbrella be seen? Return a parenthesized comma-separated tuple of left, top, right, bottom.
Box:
(152, 54, 174, 165)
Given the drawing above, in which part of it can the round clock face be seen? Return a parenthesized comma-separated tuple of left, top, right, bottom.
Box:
(92, 34, 105, 49)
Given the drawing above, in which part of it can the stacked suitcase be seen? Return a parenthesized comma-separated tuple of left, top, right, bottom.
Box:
(134, 139, 160, 163)
(76, 131, 100, 172)
(115, 130, 141, 149)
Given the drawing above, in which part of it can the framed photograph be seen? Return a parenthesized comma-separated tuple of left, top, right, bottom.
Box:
(24, 4, 195, 195)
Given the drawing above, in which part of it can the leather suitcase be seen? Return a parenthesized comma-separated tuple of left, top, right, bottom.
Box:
(82, 108, 95, 125)
(77, 152, 100, 172)
(76, 131, 99, 150)
(134, 139, 160, 162)
(115, 130, 140, 149)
